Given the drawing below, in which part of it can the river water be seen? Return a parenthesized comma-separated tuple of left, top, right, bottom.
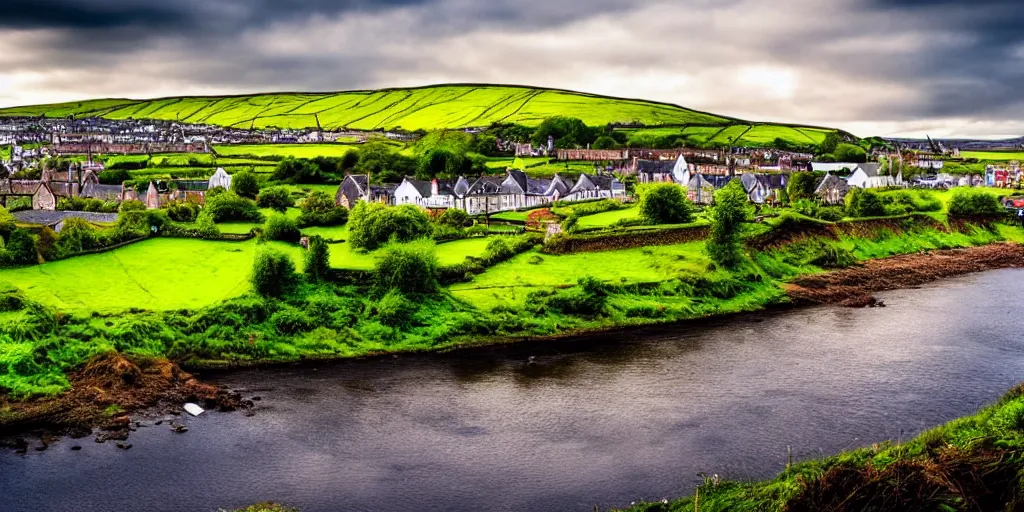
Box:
(3, 269, 1024, 512)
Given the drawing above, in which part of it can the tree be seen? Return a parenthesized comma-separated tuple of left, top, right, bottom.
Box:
(436, 208, 470, 228)
(845, 188, 886, 218)
(5, 229, 38, 266)
(354, 140, 416, 184)
(471, 134, 501, 156)
(819, 131, 840, 155)
(706, 179, 752, 268)
(787, 172, 819, 202)
(348, 202, 432, 251)
(230, 170, 260, 199)
(205, 191, 262, 222)
(303, 235, 331, 282)
(531, 116, 598, 149)
(638, 183, 695, 225)
(373, 240, 439, 295)
(250, 247, 297, 297)
(271, 157, 320, 183)
(256, 187, 294, 213)
(593, 136, 620, 150)
(416, 148, 468, 180)
(834, 143, 867, 163)
(948, 189, 1004, 217)
(298, 191, 348, 227)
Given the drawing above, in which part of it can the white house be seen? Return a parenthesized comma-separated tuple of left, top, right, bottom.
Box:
(811, 162, 863, 173)
(208, 168, 232, 190)
(847, 163, 902, 189)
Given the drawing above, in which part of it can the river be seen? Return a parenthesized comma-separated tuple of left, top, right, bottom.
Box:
(3, 269, 1024, 512)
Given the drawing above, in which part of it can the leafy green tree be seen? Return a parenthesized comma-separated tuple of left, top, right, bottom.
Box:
(471, 134, 501, 156)
(416, 148, 469, 180)
(271, 157, 321, 183)
(354, 140, 416, 183)
(230, 170, 260, 199)
(436, 208, 470, 228)
(303, 235, 331, 282)
(706, 179, 752, 268)
(195, 210, 220, 238)
(592, 136, 620, 150)
(819, 131, 840, 155)
(638, 183, 695, 224)
(348, 202, 432, 251)
(373, 240, 439, 295)
(948, 189, 1004, 217)
(834, 143, 867, 163)
(298, 191, 348, 227)
(5, 229, 38, 266)
(250, 247, 297, 297)
(205, 191, 262, 222)
(256, 187, 294, 213)
(787, 172, 818, 202)
(845, 188, 886, 217)
(531, 117, 598, 149)
(120, 199, 146, 212)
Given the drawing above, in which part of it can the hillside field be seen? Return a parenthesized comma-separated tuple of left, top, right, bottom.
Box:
(0, 85, 841, 149)
(961, 151, 1024, 161)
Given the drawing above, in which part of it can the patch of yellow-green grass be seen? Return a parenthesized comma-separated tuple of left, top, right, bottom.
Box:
(996, 224, 1024, 243)
(0, 238, 304, 313)
(302, 223, 349, 240)
(961, 151, 1024, 161)
(450, 242, 709, 309)
(577, 207, 642, 228)
(329, 236, 496, 270)
(213, 144, 359, 159)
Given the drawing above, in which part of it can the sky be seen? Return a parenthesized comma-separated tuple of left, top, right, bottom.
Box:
(0, 0, 1021, 139)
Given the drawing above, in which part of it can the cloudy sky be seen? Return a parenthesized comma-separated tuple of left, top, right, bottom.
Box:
(0, 0, 1020, 138)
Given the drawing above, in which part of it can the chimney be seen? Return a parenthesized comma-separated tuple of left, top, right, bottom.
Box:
(431, 179, 439, 196)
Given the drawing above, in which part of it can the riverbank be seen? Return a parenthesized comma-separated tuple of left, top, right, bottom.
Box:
(1, 221, 1022, 442)
(619, 381, 1024, 512)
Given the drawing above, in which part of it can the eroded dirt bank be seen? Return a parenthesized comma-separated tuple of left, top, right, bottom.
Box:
(0, 353, 244, 451)
(786, 242, 1024, 306)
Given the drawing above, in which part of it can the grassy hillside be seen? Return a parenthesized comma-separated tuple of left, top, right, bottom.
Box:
(0, 84, 836, 144)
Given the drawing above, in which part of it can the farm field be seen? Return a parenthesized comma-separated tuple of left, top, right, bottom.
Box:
(0, 238, 303, 313)
(576, 207, 642, 228)
(450, 242, 708, 310)
(961, 151, 1024, 161)
(213, 144, 359, 159)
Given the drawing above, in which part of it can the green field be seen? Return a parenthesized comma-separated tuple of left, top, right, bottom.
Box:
(0, 238, 303, 313)
(576, 207, 642, 228)
(213, 144, 359, 159)
(0, 85, 851, 145)
(961, 151, 1024, 161)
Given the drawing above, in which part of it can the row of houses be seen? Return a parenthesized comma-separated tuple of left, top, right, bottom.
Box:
(336, 170, 626, 215)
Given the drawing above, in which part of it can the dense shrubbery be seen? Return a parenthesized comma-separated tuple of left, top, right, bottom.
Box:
(262, 214, 301, 242)
(56, 197, 119, 213)
(787, 172, 819, 202)
(551, 199, 622, 218)
(948, 189, 1004, 217)
(205, 191, 262, 223)
(792, 199, 844, 222)
(256, 187, 294, 212)
(98, 168, 132, 184)
(435, 208, 470, 228)
(230, 170, 261, 199)
(349, 202, 432, 251)
(638, 183, 695, 225)
(250, 247, 297, 297)
(303, 236, 331, 282)
(373, 240, 439, 294)
(531, 276, 608, 316)
(298, 191, 348, 227)
(879, 191, 942, 216)
(845, 188, 887, 218)
(165, 201, 201, 222)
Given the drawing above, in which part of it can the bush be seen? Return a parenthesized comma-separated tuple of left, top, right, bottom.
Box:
(270, 307, 315, 335)
(349, 202, 432, 251)
(262, 213, 301, 242)
(195, 210, 221, 238)
(375, 289, 412, 327)
(834, 143, 868, 163)
(373, 240, 439, 294)
(436, 208, 470, 228)
(98, 168, 132, 184)
(303, 235, 331, 282)
(706, 179, 752, 268)
(5, 229, 38, 265)
(845, 188, 887, 218)
(256, 187, 294, 213)
(298, 191, 348, 227)
(537, 276, 608, 316)
(948, 189, 1004, 217)
(206, 191, 262, 223)
(120, 199, 146, 212)
(484, 237, 513, 263)
(56, 196, 119, 213)
(165, 201, 201, 222)
(250, 248, 297, 297)
(50, 217, 107, 257)
(787, 172, 818, 202)
(230, 170, 260, 199)
(638, 183, 694, 224)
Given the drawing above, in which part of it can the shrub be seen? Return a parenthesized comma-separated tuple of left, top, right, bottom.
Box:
(638, 183, 694, 224)
(706, 179, 752, 268)
(98, 168, 132, 184)
(538, 276, 608, 316)
(120, 199, 146, 212)
(250, 248, 297, 297)
(349, 202, 432, 251)
(806, 242, 857, 268)
(50, 217, 106, 257)
(484, 237, 513, 263)
(195, 210, 221, 238)
(56, 196, 118, 213)
(165, 201, 200, 222)
(230, 170, 260, 199)
(373, 240, 439, 294)
(5, 229, 38, 265)
(262, 213, 301, 242)
(206, 191, 262, 222)
(256, 187, 294, 212)
(948, 189, 1004, 217)
(270, 307, 314, 335)
(787, 172, 818, 202)
(436, 208, 470, 228)
(298, 191, 348, 227)
(375, 289, 412, 327)
(834, 143, 868, 163)
(845, 188, 887, 218)
(303, 235, 331, 282)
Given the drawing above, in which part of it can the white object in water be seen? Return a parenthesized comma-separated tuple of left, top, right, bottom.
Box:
(183, 403, 205, 416)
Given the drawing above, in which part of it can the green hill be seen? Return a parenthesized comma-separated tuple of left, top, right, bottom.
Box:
(0, 83, 840, 147)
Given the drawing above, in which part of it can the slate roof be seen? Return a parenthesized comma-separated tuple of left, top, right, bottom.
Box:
(81, 182, 123, 201)
(0, 180, 41, 195)
(635, 160, 676, 174)
(403, 177, 433, 197)
(467, 176, 505, 195)
(13, 210, 119, 226)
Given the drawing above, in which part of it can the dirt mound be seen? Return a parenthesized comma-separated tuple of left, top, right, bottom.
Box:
(0, 353, 242, 441)
(786, 243, 1024, 305)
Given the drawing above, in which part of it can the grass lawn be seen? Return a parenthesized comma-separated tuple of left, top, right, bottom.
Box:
(327, 236, 496, 269)
(961, 151, 1024, 161)
(490, 210, 533, 222)
(450, 242, 708, 310)
(302, 223, 349, 240)
(0, 238, 303, 313)
(213, 144, 359, 159)
(577, 207, 641, 228)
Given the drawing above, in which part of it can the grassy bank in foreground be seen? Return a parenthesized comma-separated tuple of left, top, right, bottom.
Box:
(619, 382, 1024, 512)
(0, 217, 1019, 401)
